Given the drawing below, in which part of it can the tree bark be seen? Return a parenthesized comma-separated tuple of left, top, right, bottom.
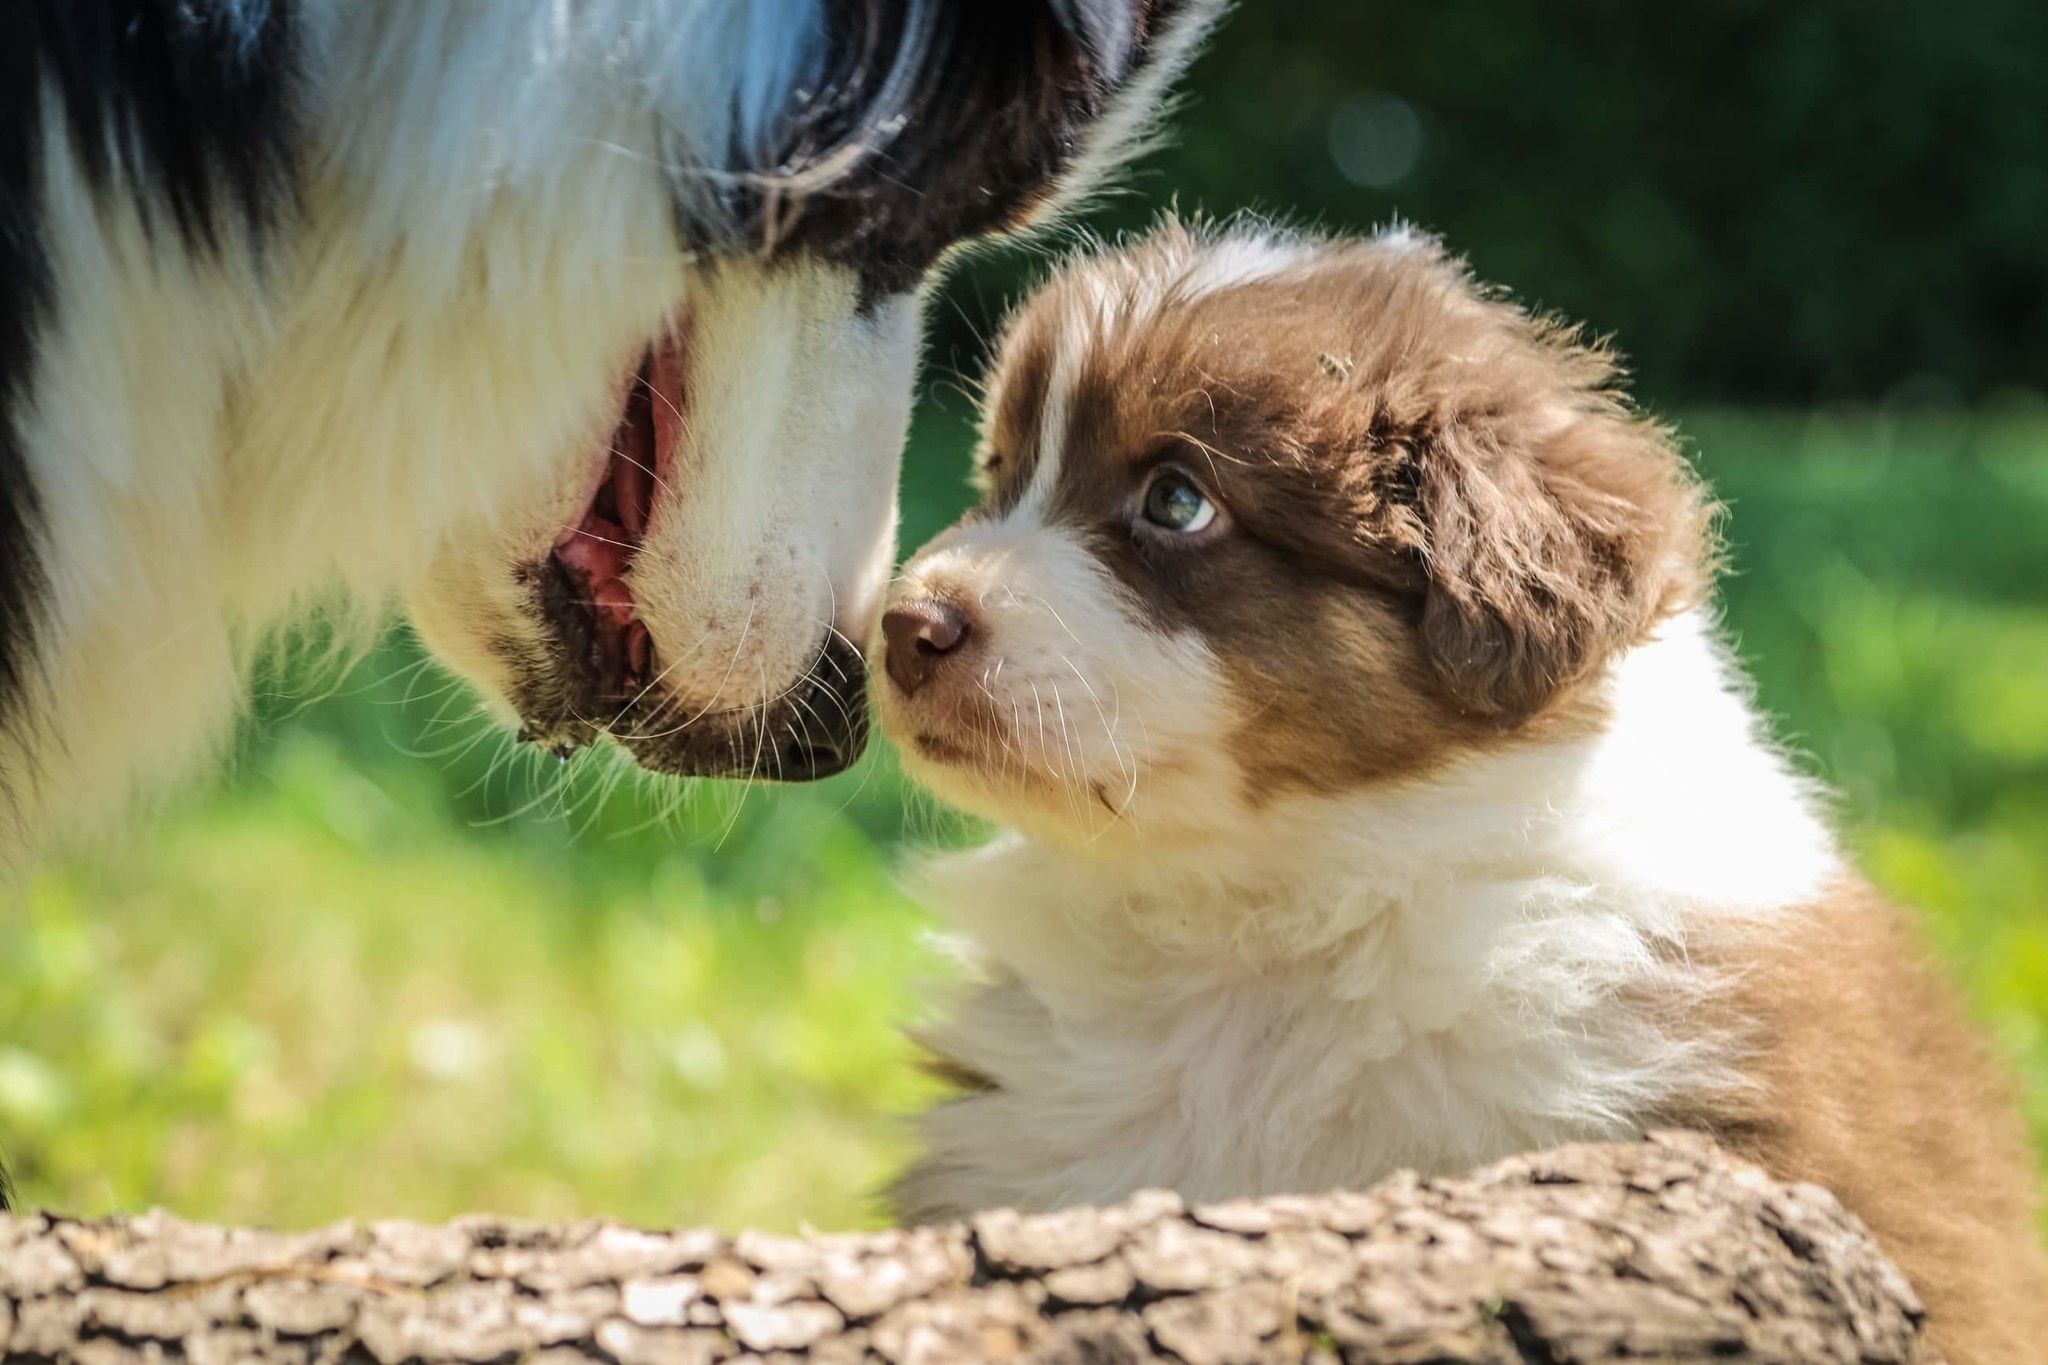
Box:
(0, 1132, 1927, 1364)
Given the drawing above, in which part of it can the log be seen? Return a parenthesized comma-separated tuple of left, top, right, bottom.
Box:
(0, 1133, 1927, 1364)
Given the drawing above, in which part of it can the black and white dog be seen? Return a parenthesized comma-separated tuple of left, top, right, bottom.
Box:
(0, 0, 1219, 872)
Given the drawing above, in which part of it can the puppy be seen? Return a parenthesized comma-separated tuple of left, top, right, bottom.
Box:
(875, 220, 2048, 1364)
(0, 0, 1220, 872)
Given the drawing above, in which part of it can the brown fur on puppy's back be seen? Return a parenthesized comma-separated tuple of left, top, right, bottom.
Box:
(1686, 884, 2048, 1363)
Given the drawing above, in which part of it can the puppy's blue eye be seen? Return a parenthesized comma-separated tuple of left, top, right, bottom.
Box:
(1141, 471, 1217, 533)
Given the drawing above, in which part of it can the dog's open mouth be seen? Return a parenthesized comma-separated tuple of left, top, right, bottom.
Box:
(509, 331, 869, 780)
(547, 343, 683, 703)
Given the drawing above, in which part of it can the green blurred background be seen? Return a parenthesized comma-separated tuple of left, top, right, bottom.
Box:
(7, 6, 2048, 1232)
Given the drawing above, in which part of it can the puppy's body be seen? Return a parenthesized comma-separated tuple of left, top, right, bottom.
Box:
(877, 222, 2048, 1363)
(900, 614, 1829, 1210)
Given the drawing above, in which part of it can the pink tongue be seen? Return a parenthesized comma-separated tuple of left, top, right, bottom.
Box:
(546, 340, 685, 692)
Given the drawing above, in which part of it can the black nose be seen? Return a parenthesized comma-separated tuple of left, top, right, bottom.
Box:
(773, 632, 870, 780)
(883, 598, 972, 697)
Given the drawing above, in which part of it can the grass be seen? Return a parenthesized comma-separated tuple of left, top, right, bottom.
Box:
(4, 405, 2046, 1232)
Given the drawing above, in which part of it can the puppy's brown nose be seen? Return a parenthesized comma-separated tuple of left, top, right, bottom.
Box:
(883, 598, 971, 697)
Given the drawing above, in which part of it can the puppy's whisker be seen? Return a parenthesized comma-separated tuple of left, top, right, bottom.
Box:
(1035, 598, 1084, 648)
(1057, 653, 1133, 795)
(1048, 681, 1086, 822)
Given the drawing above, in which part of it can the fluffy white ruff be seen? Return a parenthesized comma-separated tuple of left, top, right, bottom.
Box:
(897, 611, 1840, 1221)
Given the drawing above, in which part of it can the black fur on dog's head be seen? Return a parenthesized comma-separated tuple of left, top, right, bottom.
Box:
(723, 2, 1196, 296)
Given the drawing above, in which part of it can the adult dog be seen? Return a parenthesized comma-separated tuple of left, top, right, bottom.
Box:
(0, 0, 1219, 873)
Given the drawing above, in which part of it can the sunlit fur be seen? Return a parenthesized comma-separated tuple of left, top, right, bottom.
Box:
(882, 222, 2048, 1363)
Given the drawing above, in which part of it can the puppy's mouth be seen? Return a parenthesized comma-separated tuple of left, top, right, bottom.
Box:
(891, 700, 1118, 816)
(509, 333, 868, 780)
(909, 729, 986, 768)
(881, 683, 1049, 791)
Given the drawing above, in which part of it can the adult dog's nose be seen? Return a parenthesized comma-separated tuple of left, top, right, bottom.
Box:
(883, 598, 972, 697)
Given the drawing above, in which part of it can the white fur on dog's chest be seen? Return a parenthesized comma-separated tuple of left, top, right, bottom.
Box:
(896, 615, 1842, 1221)
(908, 871, 1700, 1217)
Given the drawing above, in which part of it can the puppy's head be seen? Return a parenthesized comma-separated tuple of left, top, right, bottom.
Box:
(410, 0, 1222, 782)
(877, 220, 1712, 845)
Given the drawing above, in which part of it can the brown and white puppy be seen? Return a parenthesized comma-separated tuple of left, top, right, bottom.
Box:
(874, 220, 2048, 1364)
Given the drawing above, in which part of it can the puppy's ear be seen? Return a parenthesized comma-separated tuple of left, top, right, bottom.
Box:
(1408, 373, 1710, 722)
